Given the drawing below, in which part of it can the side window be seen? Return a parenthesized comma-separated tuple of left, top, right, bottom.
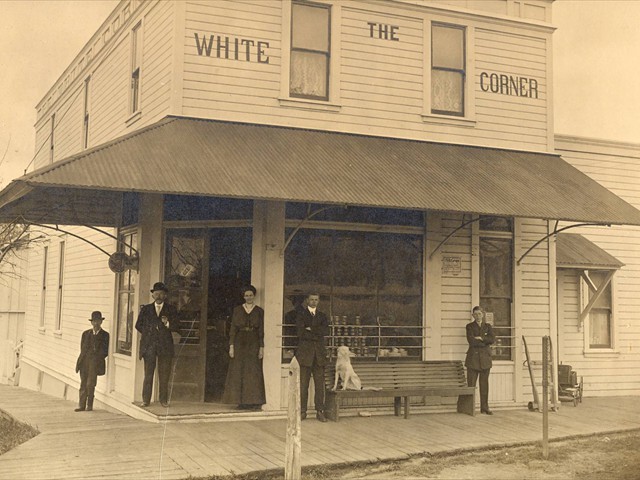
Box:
(581, 271, 614, 349)
(290, 1, 330, 100)
(130, 22, 142, 114)
(431, 23, 465, 116)
(115, 230, 138, 355)
(55, 240, 65, 331)
(40, 246, 49, 328)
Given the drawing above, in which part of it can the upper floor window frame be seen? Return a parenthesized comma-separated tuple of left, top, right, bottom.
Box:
(129, 20, 143, 117)
(279, 0, 341, 112)
(82, 76, 91, 149)
(49, 113, 55, 163)
(423, 18, 476, 126)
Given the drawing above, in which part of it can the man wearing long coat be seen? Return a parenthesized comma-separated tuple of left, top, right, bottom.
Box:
(135, 282, 180, 407)
(295, 293, 329, 422)
(465, 306, 495, 415)
(75, 311, 109, 412)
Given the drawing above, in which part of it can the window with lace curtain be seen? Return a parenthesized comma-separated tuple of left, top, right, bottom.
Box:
(431, 23, 465, 116)
(290, 1, 330, 100)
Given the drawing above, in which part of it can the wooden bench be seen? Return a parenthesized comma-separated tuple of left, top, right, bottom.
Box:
(324, 360, 476, 421)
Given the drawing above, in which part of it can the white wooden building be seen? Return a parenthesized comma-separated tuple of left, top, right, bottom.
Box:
(1, 0, 639, 419)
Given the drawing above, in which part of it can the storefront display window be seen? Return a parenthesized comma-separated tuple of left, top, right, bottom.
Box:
(283, 226, 423, 362)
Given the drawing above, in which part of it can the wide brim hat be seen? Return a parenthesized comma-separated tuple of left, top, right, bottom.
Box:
(89, 311, 105, 322)
(151, 282, 169, 293)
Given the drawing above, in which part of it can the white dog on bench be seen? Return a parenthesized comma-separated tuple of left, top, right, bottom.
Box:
(332, 346, 362, 391)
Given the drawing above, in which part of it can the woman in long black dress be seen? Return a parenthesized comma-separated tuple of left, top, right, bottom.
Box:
(222, 285, 266, 409)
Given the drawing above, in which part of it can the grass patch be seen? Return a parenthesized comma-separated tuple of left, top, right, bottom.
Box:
(0, 412, 39, 455)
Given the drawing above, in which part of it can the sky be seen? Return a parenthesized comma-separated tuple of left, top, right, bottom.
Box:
(0, 0, 639, 189)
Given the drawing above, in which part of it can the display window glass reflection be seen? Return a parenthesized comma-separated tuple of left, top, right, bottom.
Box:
(283, 228, 423, 362)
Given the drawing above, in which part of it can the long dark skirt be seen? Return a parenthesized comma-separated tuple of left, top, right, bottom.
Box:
(221, 330, 266, 405)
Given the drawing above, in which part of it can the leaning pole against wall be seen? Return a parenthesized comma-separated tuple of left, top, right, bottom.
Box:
(285, 357, 301, 480)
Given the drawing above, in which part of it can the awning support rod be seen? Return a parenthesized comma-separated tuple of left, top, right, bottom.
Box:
(516, 222, 610, 266)
(26, 222, 111, 257)
(81, 224, 139, 255)
(281, 204, 347, 256)
(429, 215, 480, 259)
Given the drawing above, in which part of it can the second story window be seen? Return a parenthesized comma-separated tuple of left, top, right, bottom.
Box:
(82, 77, 90, 149)
(431, 24, 465, 116)
(290, 2, 330, 100)
(49, 113, 55, 163)
(130, 22, 142, 114)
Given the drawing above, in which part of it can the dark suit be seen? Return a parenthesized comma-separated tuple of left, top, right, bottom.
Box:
(135, 302, 179, 404)
(464, 320, 495, 411)
(75, 328, 109, 410)
(295, 308, 329, 413)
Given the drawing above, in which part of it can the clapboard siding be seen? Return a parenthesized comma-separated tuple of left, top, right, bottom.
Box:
(140, 0, 174, 123)
(438, 214, 471, 359)
(30, 0, 553, 177)
(555, 136, 640, 396)
(88, 39, 130, 147)
(181, 0, 551, 153)
(33, 1, 174, 172)
(22, 228, 115, 384)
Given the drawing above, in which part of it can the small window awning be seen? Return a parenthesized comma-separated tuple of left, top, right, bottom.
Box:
(556, 233, 624, 269)
(2, 116, 640, 227)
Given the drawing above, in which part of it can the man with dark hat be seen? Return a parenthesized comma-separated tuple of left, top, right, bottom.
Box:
(75, 311, 110, 412)
(135, 282, 179, 407)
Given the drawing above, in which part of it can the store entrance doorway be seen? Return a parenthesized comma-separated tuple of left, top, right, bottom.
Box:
(205, 228, 252, 402)
(164, 227, 252, 403)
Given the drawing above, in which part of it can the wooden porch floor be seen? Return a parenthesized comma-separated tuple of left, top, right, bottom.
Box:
(1, 384, 639, 479)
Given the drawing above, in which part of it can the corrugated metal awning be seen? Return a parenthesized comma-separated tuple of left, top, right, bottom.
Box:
(2, 116, 640, 227)
(556, 233, 624, 269)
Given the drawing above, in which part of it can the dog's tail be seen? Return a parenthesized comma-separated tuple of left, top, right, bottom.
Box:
(361, 386, 382, 391)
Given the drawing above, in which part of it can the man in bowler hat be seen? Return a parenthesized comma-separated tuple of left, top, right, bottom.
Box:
(135, 282, 179, 407)
(75, 311, 110, 412)
(295, 293, 329, 422)
(464, 306, 495, 415)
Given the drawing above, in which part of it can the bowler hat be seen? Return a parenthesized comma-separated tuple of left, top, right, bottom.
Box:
(151, 282, 169, 293)
(89, 311, 105, 322)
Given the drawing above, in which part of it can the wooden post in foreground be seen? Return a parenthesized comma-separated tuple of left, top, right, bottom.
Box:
(542, 336, 549, 459)
(285, 357, 301, 480)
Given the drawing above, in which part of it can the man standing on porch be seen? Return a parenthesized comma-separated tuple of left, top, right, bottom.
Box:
(465, 306, 495, 415)
(135, 282, 180, 408)
(295, 293, 329, 422)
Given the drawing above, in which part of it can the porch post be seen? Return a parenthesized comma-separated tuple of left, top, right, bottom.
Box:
(424, 211, 442, 360)
(131, 193, 164, 403)
(252, 200, 285, 411)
